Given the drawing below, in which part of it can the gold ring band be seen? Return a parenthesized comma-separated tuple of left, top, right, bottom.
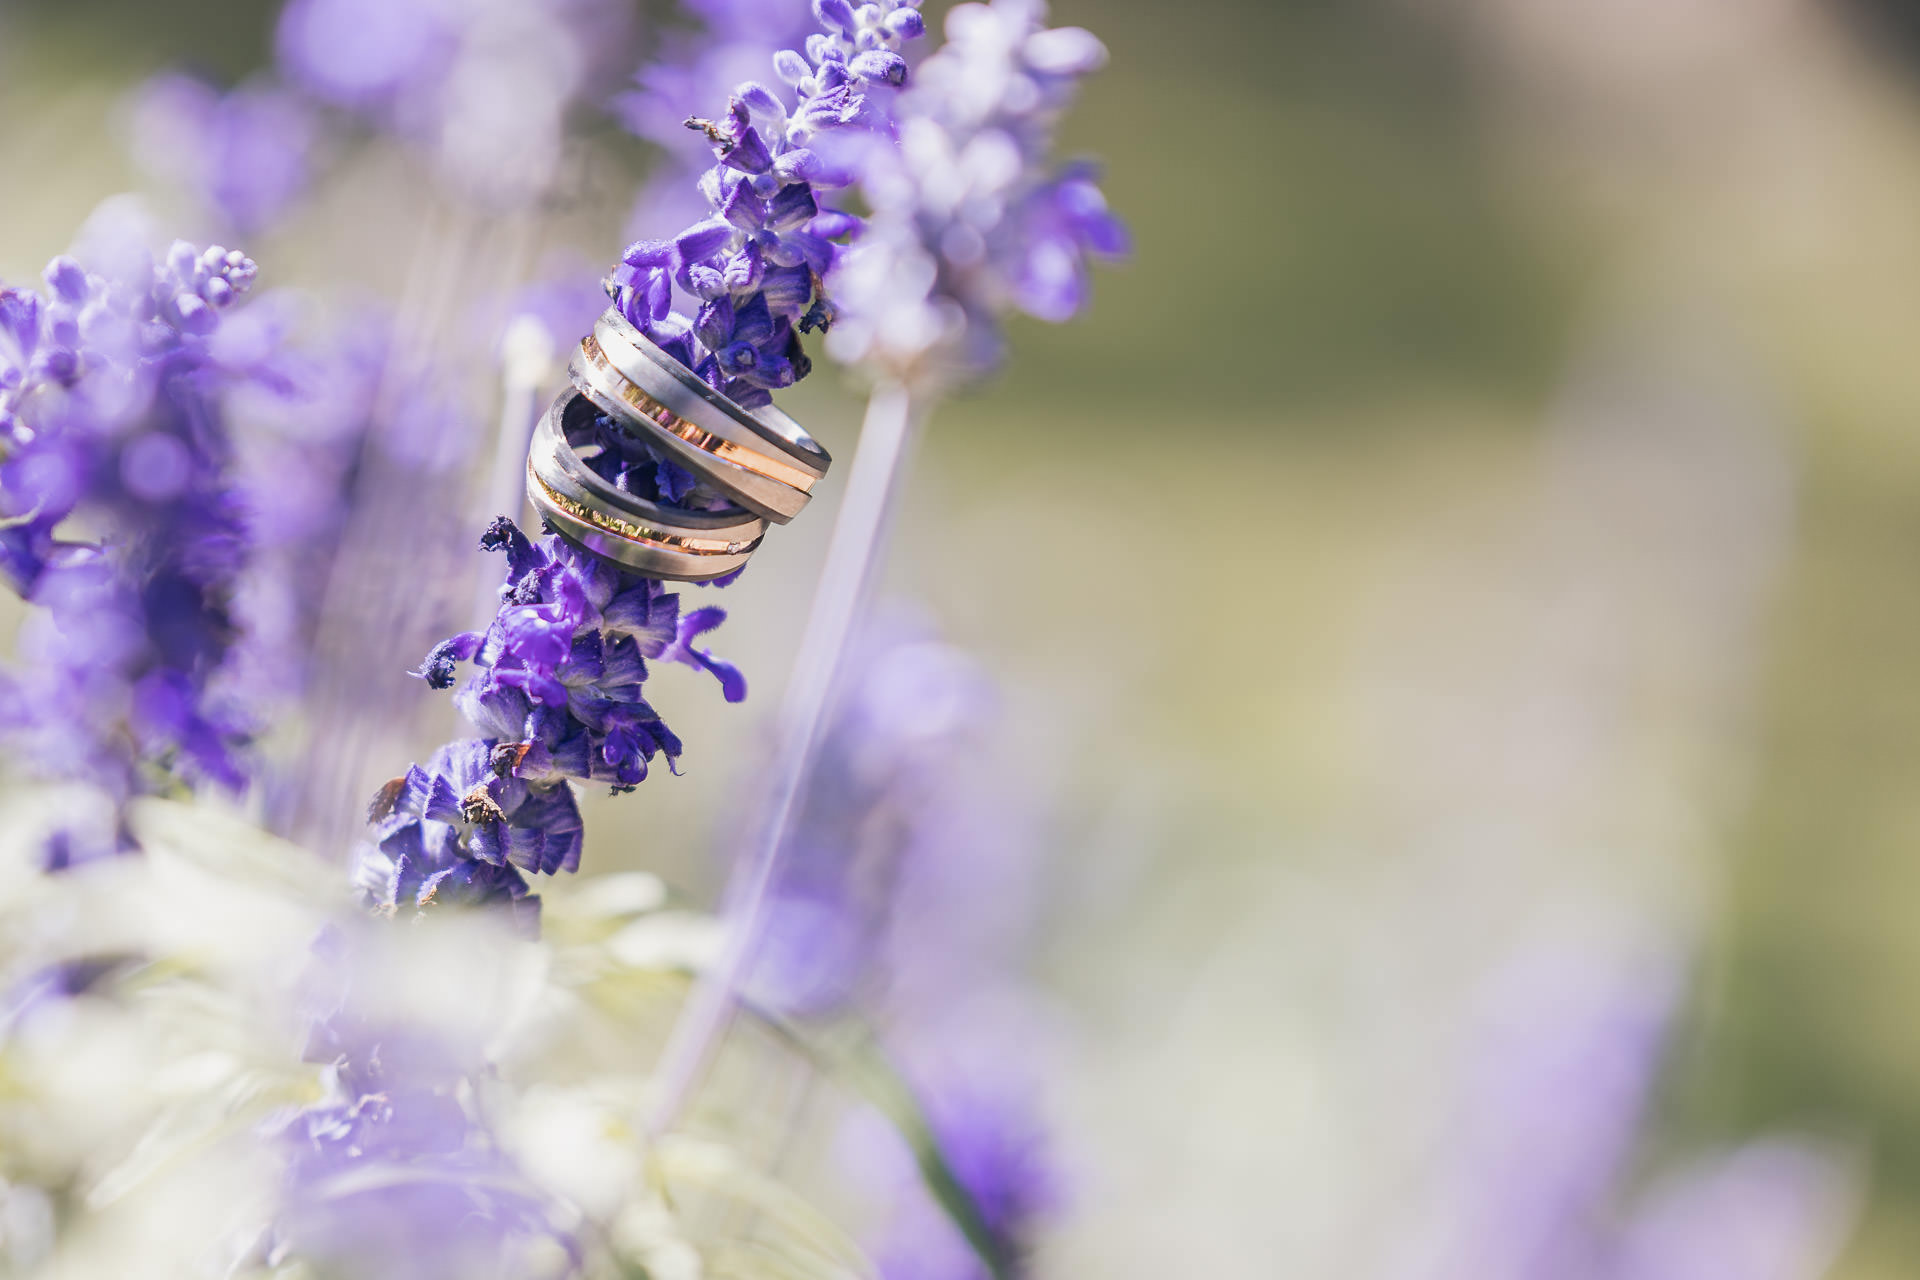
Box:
(529, 467, 760, 558)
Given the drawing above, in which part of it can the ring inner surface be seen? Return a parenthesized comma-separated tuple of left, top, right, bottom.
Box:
(529, 464, 761, 558)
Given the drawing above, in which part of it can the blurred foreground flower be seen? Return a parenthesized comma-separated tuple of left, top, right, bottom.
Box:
(0, 794, 1006, 1277)
(751, 622, 1061, 1278)
(0, 229, 261, 861)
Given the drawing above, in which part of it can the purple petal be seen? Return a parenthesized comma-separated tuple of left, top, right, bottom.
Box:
(722, 125, 775, 175)
(773, 49, 811, 85)
(673, 219, 734, 268)
(766, 183, 819, 232)
(622, 238, 674, 268)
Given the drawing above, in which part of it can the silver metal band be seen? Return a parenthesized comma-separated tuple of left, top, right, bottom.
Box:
(589, 308, 831, 492)
(526, 390, 767, 582)
(567, 336, 813, 525)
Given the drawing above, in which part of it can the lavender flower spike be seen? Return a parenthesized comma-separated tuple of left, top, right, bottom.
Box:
(607, 0, 927, 409)
(359, 518, 745, 926)
(826, 0, 1127, 387)
(645, 0, 1120, 1139)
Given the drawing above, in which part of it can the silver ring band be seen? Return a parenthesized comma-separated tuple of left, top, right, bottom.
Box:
(567, 334, 814, 525)
(526, 390, 767, 582)
(590, 308, 830, 492)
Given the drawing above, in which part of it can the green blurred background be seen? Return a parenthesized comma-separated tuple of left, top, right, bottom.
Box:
(5, 0, 1920, 1273)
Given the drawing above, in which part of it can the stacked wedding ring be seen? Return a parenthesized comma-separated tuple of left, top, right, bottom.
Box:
(566, 307, 831, 524)
(526, 389, 768, 582)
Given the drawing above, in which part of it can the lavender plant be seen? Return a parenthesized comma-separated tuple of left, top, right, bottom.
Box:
(356, 0, 936, 926)
(0, 234, 260, 859)
(357, 516, 745, 928)
(646, 0, 1124, 1146)
(607, 0, 927, 408)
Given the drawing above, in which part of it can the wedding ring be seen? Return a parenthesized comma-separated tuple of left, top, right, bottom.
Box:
(526, 390, 767, 582)
(572, 308, 831, 525)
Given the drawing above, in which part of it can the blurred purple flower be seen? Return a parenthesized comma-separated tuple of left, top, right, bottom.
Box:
(278, 925, 575, 1278)
(128, 73, 317, 236)
(825, 0, 1127, 386)
(871, 1018, 1062, 1280)
(744, 620, 1060, 1276)
(0, 236, 261, 857)
(748, 624, 999, 1016)
(218, 298, 383, 718)
(276, 0, 635, 205)
(1385, 947, 1856, 1280)
(500, 255, 610, 365)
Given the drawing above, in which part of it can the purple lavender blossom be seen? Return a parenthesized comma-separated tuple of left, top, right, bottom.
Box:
(0, 238, 260, 856)
(825, 0, 1127, 385)
(608, 0, 928, 409)
(359, 518, 745, 919)
(617, 0, 823, 288)
(617, 0, 818, 165)
(128, 74, 317, 236)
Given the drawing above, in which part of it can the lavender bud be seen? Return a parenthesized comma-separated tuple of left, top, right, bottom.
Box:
(850, 50, 908, 86)
(774, 48, 812, 84)
(1025, 26, 1108, 75)
(813, 0, 857, 36)
(42, 257, 87, 302)
(885, 8, 926, 40)
(737, 81, 786, 118)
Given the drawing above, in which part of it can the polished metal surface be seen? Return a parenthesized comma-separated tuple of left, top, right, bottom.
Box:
(526, 390, 765, 582)
(566, 334, 813, 524)
(591, 308, 831, 479)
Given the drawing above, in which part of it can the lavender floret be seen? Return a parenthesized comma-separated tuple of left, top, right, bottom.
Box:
(825, 0, 1128, 386)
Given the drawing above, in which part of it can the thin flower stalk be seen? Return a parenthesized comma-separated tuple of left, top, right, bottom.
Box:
(647, 0, 1124, 1137)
